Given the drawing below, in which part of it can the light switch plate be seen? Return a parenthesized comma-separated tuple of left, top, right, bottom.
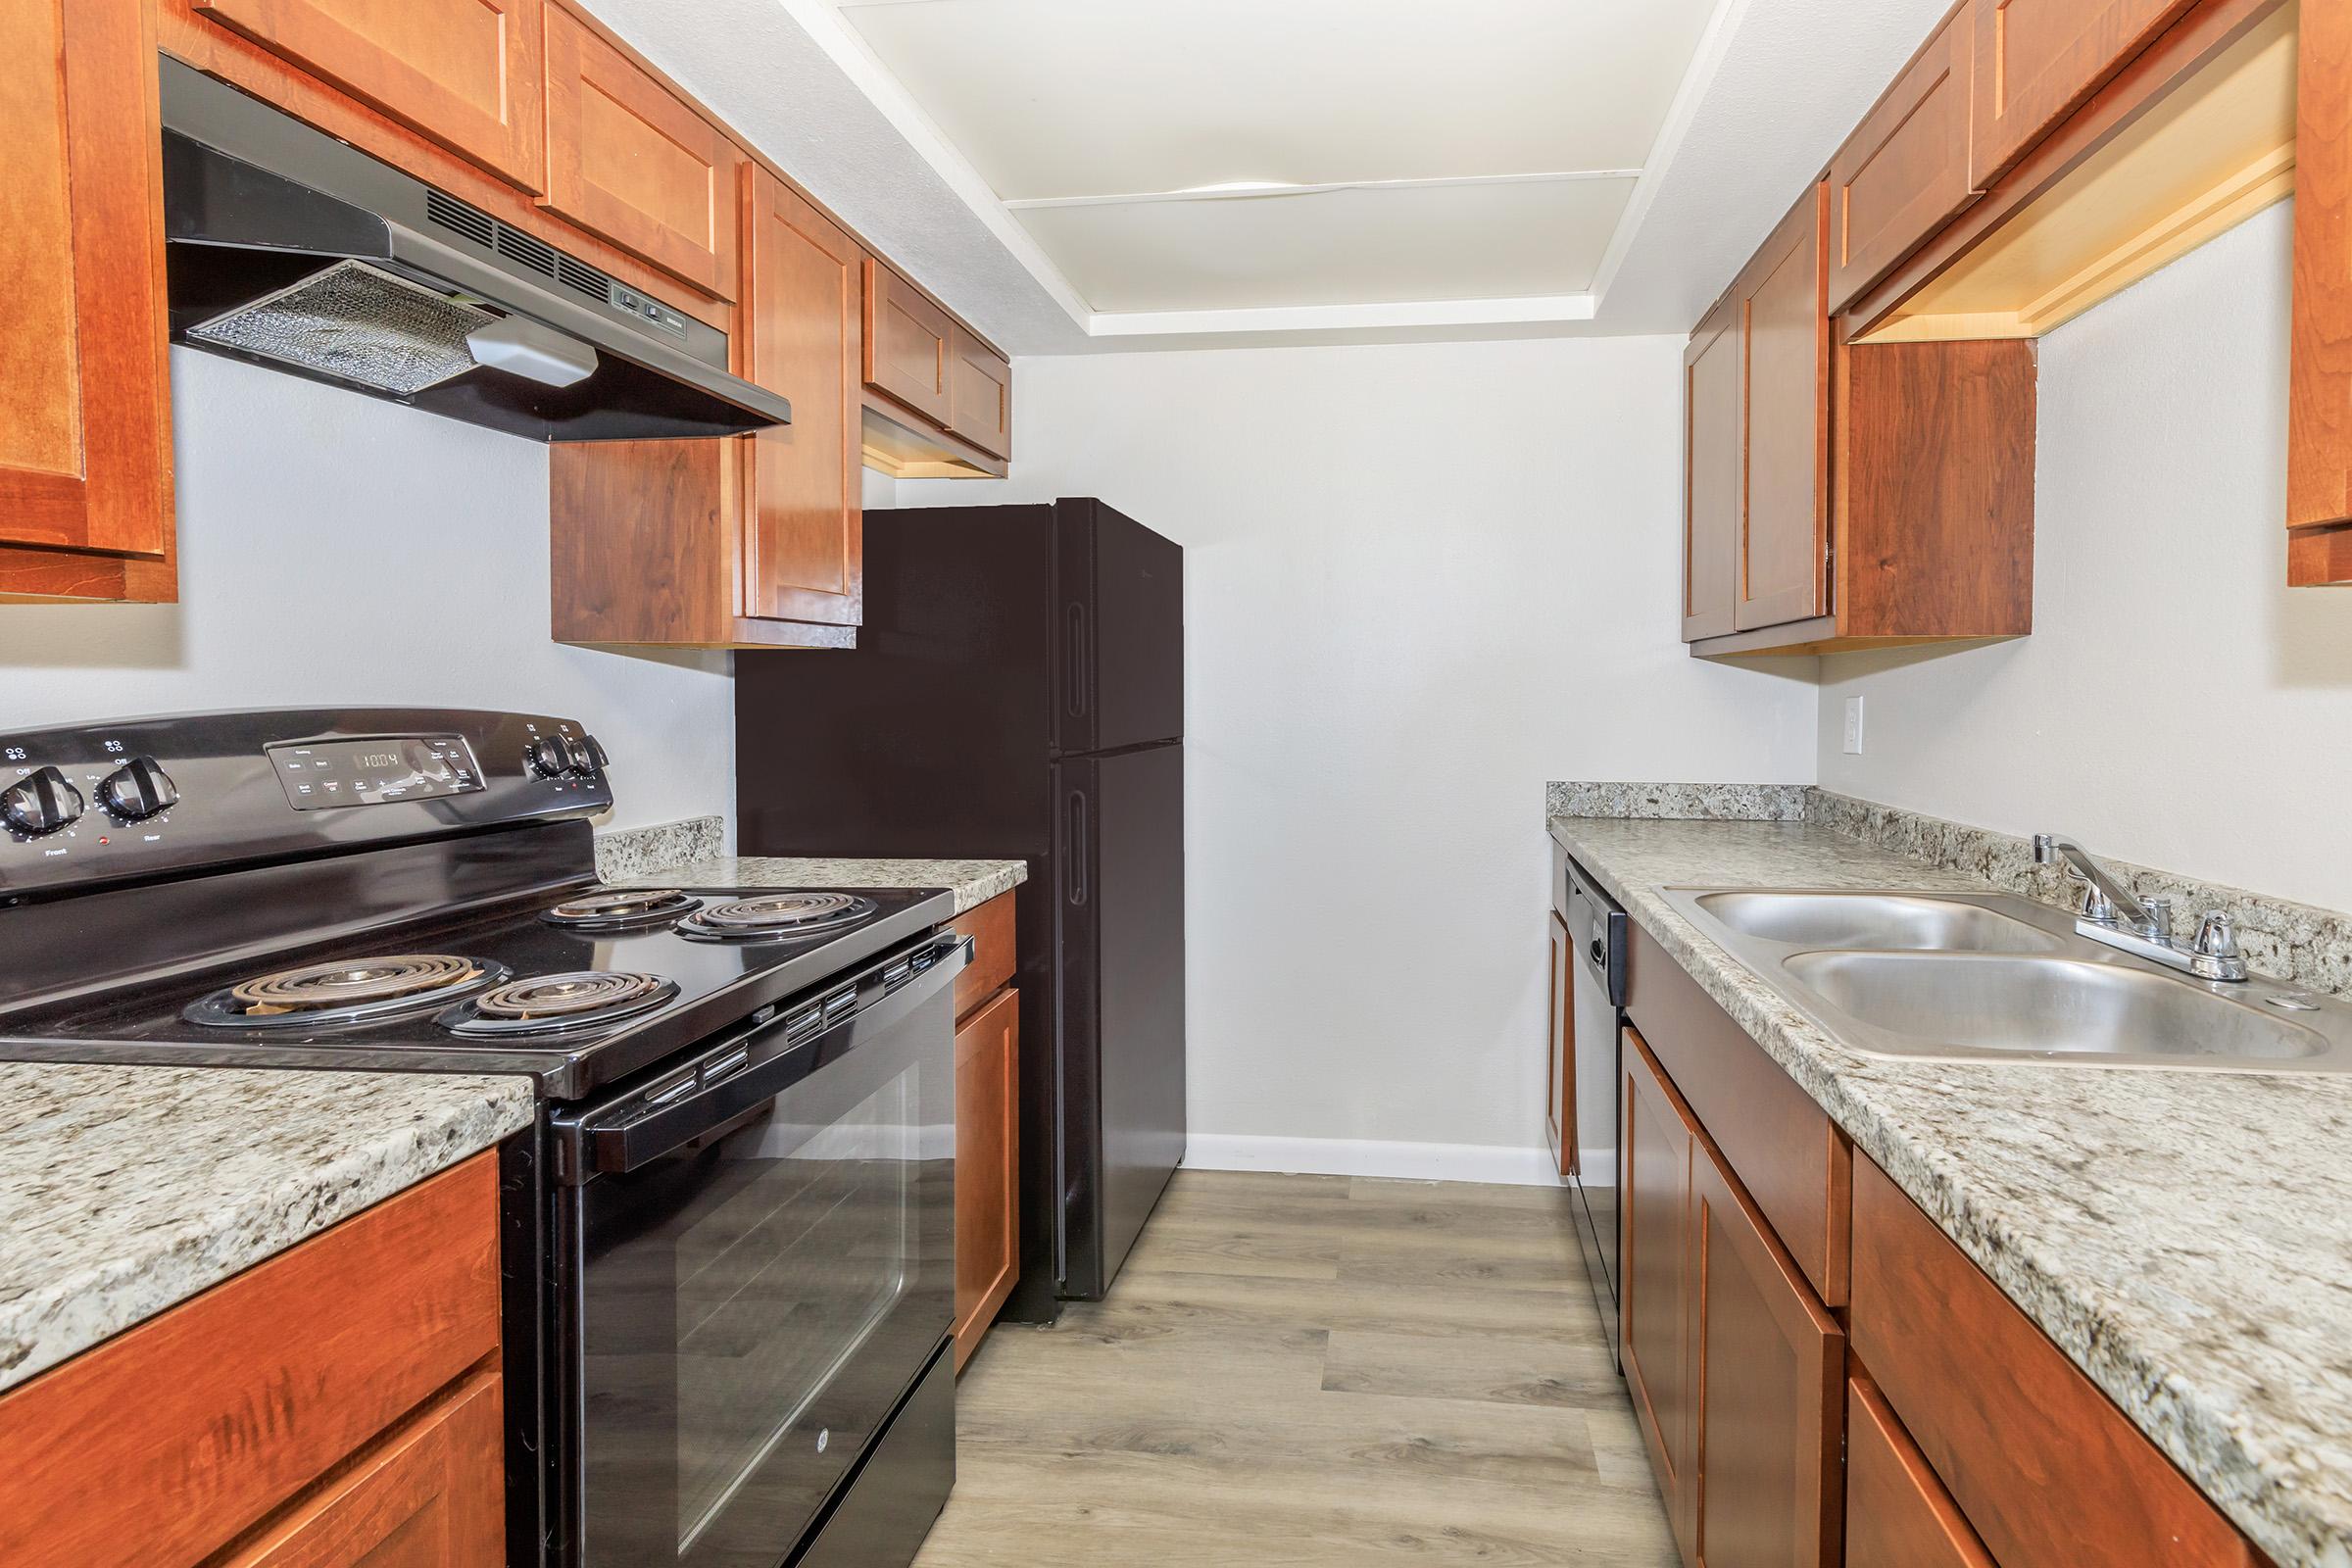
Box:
(1842, 696, 1865, 755)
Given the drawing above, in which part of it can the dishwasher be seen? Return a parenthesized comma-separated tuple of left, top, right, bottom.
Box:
(1560, 853, 1628, 1368)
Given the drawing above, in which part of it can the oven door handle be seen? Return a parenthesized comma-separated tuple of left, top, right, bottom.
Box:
(554, 934, 969, 1180)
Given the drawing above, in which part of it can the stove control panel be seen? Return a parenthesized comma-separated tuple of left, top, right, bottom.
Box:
(0, 709, 612, 900)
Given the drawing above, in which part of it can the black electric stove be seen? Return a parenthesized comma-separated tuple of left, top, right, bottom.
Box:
(0, 709, 965, 1568)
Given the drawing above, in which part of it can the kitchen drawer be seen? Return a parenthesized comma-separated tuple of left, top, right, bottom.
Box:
(1844, 1375, 1995, 1568)
(1626, 920, 1850, 1303)
(192, 0, 545, 191)
(0, 1152, 501, 1568)
(949, 890, 1017, 1020)
(1849, 1154, 2262, 1568)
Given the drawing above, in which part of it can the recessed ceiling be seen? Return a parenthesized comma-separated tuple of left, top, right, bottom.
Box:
(816, 0, 1715, 320)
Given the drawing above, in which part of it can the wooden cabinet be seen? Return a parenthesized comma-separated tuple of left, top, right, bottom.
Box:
(953, 985, 1020, 1372)
(1844, 1377, 1995, 1568)
(0, 0, 175, 604)
(1849, 1153, 2264, 1568)
(1544, 910, 1575, 1180)
(542, 3, 741, 299)
(1621, 1028, 1696, 1555)
(1827, 3, 1978, 314)
(865, 260, 956, 426)
(0, 1154, 502, 1568)
(1682, 293, 1740, 642)
(1970, 0, 2190, 182)
(2288, 0, 2352, 582)
(948, 325, 1013, 460)
(1687, 1137, 1843, 1567)
(1735, 185, 1831, 634)
(740, 166, 863, 630)
(947, 891, 1022, 1371)
(192, 0, 545, 191)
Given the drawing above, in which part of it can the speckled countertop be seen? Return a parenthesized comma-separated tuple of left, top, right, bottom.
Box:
(610, 856, 1027, 915)
(1549, 815, 2352, 1568)
(0, 1064, 532, 1395)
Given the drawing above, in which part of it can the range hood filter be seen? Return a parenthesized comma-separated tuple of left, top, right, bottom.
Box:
(187, 259, 494, 397)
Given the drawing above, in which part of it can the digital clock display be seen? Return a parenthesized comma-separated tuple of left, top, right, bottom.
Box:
(267, 735, 484, 810)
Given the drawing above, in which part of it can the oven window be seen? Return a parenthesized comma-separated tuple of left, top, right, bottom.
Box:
(675, 1066, 918, 1550)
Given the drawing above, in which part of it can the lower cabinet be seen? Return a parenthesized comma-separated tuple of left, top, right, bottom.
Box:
(0, 1153, 504, 1568)
(948, 889, 1022, 1371)
(1844, 1375, 1994, 1568)
(1622, 1027, 1695, 1546)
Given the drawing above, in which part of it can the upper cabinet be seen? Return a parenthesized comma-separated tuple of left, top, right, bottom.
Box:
(861, 259, 1013, 479)
(191, 0, 547, 191)
(1970, 0, 2190, 180)
(948, 326, 1013, 460)
(1681, 295, 1740, 641)
(541, 4, 742, 300)
(1736, 186, 1832, 633)
(865, 260, 955, 427)
(0, 0, 175, 604)
(2288, 0, 2352, 581)
(1828, 2, 1979, 313)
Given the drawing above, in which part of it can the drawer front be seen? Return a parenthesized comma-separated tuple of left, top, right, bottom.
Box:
(194, 0, 546, 191)
(1828, 2, 1977, 313)
(541, 4, 741, 298)
(0, 1152, 501, 1568)
(1844, 1376, 1995, 1568)
(949, 890, 1018, 1020)
(1849, 1155, 2261, 1568)
(1626, 921, 1849, 1303)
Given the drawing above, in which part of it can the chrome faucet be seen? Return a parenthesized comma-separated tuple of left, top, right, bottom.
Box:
(2033, 834, 2247, 981)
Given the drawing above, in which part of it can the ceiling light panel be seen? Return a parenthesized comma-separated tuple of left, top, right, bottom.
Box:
(1010, 175, 1635, 312)
(832, 0, 1719, 200)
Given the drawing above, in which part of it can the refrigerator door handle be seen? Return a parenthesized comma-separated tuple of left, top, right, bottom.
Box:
(1064, 602, 1089, 719)
(1064, 787, 1089, 906)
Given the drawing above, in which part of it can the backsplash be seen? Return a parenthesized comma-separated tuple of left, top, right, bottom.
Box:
(594, 815, 725, 882)
(1552, 783, 2352, 997)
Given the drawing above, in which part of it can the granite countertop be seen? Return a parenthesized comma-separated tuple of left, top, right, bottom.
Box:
(1548, 815, 2352, 1568)
(611, 856, 1027, 915)
(0, 1064, 532, 1395)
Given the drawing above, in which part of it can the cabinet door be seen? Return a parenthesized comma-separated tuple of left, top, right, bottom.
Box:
(740, 167, 862, 628)
(1622, 1029, 1695, 1555)
(1972, 0, 2190, 181)
(953, 987, 1021, 1371)
(0, 0, 173, 601)
(193, 0, 544, 191)
(1736, 185, 1830, 633)
(1682, 294, 1740, 642)
(1845, 1377, 1996, 1568)
(1545, 911, 1575, 1179)
(1688, 1137, 1844, 1568)
(542, 5, 740, 298)
(217, 1371, 504, 1568)
(947, 327, 1012, 459)
(864, 260, 954, 427)
(1828, 3, 1977, 314)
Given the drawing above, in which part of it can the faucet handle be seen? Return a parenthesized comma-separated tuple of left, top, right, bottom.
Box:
(2080, 883, 2117, 924)
(2032, 833, 2057, 863)
(2141, 897, 2174, 942)
(2194, 911, 2240, 959)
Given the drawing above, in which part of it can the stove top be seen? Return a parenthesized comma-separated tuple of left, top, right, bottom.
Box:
(0, 879, 953, 1098)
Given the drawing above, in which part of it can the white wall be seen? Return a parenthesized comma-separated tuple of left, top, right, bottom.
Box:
(0, 350, 735, 836)
(895, 338, 1818, 1172)
(1817, 202, 2352, 913)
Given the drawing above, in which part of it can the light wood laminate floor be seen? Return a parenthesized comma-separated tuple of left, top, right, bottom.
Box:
(913, 1169, 1678, 1566)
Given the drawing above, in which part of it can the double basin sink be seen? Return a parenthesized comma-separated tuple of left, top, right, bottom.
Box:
(1663, 887, 2352, 1072)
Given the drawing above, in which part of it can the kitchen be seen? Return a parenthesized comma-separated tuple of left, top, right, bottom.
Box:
(1, 0, 2347, 1565)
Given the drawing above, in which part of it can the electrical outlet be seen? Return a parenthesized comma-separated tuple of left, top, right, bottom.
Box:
(1842, 696, 1865, 755)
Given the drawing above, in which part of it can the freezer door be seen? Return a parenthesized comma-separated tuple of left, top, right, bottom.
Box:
(1054, 742, 1186, 1298)
(1054, 499, 1184, 756)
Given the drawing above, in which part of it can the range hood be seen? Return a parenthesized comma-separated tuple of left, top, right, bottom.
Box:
(158, 57, 789, 442)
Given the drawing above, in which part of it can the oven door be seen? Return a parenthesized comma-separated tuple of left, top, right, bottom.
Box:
(550, 935, 964, 1568)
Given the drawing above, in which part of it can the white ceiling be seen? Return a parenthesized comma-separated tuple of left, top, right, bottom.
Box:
(586, 0, 1958, 351)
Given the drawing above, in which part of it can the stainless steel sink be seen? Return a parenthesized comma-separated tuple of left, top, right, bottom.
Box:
(1662, 886, 2352, 1072)
(1690, 890, 2061, 954)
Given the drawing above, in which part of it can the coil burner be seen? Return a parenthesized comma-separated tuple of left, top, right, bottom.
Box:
(185, 954, 507, 1029)
(439, 970, 679, 1037)
(676, 891, 878, 944)
(541, 887, 703, 929)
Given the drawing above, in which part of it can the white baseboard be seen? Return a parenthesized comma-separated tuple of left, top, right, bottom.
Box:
(1184, 1134, 1614, 1188)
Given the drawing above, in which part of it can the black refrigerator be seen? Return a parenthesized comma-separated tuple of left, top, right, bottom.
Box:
(734, 497, 1185, 1320)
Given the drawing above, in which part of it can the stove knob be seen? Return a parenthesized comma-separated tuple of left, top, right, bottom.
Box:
(525, 736, 571, 779)
(98, 756, 178, 821)
(578, 733, 609, 774)
(2, 766, 85, 836)
(559, 733, 595, 776)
